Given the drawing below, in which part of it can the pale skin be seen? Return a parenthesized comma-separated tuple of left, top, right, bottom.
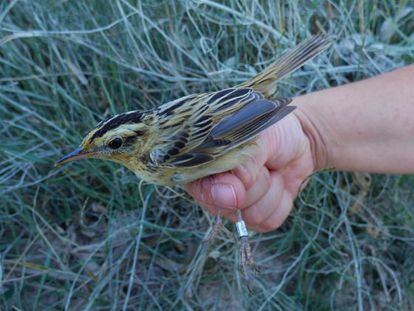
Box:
(186, 64, 414, 232)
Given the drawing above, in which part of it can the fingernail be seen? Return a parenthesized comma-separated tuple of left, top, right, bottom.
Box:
(210, 184, 237, 209)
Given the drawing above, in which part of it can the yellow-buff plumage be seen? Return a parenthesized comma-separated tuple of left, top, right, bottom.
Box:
(57, 34, 330, 278)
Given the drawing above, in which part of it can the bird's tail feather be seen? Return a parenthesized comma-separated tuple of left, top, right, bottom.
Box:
(240, 34, 331, 97)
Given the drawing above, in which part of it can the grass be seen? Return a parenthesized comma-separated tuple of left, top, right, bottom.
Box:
(1, 0, 414, 310)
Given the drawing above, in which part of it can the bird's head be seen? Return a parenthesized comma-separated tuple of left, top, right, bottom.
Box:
(56, 111, 152, 169)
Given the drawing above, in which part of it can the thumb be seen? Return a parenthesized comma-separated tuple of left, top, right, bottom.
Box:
(186, 172, 247, 210)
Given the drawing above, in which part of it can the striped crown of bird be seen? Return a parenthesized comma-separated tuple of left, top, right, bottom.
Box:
(57, 34, 330, 186)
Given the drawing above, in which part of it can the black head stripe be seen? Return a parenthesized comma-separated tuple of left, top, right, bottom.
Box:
(90, 111, 143, 141)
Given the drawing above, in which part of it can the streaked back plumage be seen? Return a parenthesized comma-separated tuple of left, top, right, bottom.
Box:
(147, 35, 330, 175)
(150, 88, 293, 170)
(65, 35, 331, 185)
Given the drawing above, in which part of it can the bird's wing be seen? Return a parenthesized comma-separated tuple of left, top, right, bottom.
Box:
(150, 88, 294, 168)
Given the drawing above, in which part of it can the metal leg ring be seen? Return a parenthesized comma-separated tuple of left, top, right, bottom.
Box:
(236, 220, 248, 238)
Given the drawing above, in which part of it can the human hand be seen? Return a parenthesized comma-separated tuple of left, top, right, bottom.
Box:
(186, 106, 319, 232)
(187, 65, 414, 232)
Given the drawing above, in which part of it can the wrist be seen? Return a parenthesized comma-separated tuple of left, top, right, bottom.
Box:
(292, 96, 331, 172)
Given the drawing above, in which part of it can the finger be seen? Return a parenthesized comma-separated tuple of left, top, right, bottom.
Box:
(242, 166, 271, 208)
(188, 166, 272, 221)
(232, 153, 266, 190)
(252, 190, 293, 233)
(186, 172, 247, 210)
(279, 154, 313, 196)
(241, 172, 284, 228)
(258, 115, 306, 170)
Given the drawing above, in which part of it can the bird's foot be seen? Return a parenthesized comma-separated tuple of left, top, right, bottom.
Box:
(239, 235, 255, 276)
(235, 215, 256, 290)
(203, 213, 223, 243)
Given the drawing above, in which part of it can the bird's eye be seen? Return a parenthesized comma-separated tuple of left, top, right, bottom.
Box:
(108, 138, 123, 149)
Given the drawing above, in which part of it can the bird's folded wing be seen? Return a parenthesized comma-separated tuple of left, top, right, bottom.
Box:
(150, 88, 294, 168)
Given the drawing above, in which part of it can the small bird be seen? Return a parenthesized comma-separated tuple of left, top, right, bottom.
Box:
(56, 34, 330, 278)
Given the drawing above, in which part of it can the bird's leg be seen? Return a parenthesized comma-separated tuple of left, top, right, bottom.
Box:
(203, 210, 223, 243)
(236, 210, 255, 277)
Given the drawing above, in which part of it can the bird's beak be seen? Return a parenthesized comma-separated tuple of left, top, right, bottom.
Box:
(55, 147, 93, 167)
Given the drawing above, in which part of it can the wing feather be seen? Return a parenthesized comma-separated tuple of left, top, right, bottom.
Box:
(170, 153, 214, 167)
(194, 99, 294, 155)
(150, 88, 294, 168)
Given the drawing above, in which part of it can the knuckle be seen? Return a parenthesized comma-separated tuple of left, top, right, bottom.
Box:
(199, 174, 226, 204)
(234, 157, 257, 189)
(200, 175, 215, 190)
(199, 175, 216, 196)
(261, 168, 272, 189)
